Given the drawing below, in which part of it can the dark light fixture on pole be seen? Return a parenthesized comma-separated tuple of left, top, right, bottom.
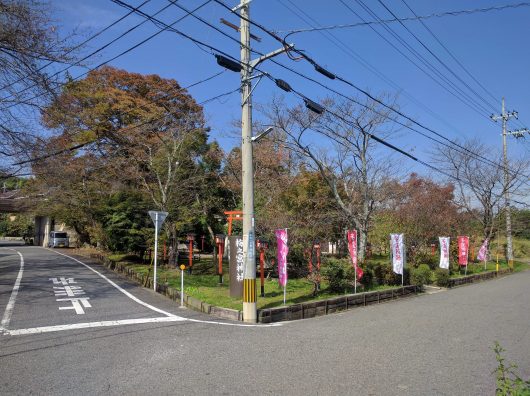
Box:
(215, 54, 242, 73)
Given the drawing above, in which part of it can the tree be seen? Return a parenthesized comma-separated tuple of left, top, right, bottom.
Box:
(35, 66, 225, 250)
(1, 0, 77, 175)
(264, 95, 402, 262)
(434, 139, 528, 242)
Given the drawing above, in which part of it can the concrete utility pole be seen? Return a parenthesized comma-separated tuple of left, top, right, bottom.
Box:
(239, 0, 256, 322)
(235, 0, 290, 322)
(490, 98, 529, 264)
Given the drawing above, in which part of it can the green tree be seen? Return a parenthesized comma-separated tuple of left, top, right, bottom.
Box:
(34, 66, 224, 250)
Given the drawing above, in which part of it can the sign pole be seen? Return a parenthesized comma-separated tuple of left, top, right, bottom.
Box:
(153, 212, 158, 291)
(148, 210, 168, 293)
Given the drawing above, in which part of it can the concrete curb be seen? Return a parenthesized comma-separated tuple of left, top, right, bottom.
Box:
(81, 251, 516, 324)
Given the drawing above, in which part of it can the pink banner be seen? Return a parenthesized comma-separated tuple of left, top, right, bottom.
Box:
(275, 229, 289, 287)
(458, 236, 469, 266)
(477, 239, 489, 262)
(347, 230, 363, 280)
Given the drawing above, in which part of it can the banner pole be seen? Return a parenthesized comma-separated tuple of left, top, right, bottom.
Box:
(283, 285, 286, 305)
(153, 213, 158, 292)
(354, 273, 357, 294)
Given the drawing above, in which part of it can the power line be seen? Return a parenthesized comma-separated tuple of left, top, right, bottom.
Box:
(0, 0, 159, 106)
(376, 0, 498, 114)
(211, 0, 529, 181)
(110, 0, 530, 186)
(0, 0, 152, 93)
(278, 2, 530, 36)
(400, 0, 500, 108)
(346, 0, 492, 118)
(277, 0, 468, 143)
(0, 0, 213, 112)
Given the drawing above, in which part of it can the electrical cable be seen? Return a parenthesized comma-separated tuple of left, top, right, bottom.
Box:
(348, 0, 492, 118)
(0, 0, 158, 105)
(0, 0, 213, 112)
(278, 0, 469, 145)
(377, 0, 498, 114)
(210, 0, 530, 181)
(278, 2, 530, 36)
(0, 0, 152, 93)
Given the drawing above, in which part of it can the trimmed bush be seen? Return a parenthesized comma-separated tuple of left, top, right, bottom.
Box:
(322, 259, 354, 293)
(411, 264, 432, 288)
(435, 268, 450, 287)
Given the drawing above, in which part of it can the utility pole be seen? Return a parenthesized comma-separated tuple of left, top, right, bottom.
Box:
(239, 0, 256, 322)
(227, 0, 291, 322)
(490, 98, 529, 265)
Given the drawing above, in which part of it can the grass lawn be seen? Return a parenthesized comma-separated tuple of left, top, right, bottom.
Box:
(102, 247, 529, 310)
(106, 253, 394, 310)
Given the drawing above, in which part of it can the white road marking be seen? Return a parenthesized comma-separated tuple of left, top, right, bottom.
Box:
(1, 248, 282, 336)
(57, 297, 92, 314)
(5, 317, 187, 335)
(0, 249, 24, 332)
(4, 316, 280, 335)
(49, 249, 176, 317)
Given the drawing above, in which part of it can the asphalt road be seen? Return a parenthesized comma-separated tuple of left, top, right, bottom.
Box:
(1, 245, 529, 395)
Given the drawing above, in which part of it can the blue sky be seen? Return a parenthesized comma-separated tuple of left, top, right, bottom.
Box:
(49, 0, 530, 178)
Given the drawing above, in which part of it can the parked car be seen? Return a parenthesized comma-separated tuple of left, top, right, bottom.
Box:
(48, 231, 69, 248)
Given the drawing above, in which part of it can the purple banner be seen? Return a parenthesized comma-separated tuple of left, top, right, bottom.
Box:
(275, 229, 288, 287)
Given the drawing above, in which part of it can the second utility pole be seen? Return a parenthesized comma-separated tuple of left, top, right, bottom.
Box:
(491, 98, 517, 264)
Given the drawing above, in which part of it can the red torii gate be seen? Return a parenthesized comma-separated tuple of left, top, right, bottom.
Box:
(224, 210, 243, 236)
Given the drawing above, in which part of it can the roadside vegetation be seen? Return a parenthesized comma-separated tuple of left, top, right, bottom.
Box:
(94, 243, 528, 311)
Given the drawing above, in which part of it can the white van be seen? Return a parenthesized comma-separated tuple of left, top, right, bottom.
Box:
(48, 231, 69, 248)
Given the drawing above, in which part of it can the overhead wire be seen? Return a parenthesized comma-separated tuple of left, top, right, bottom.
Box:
(110, 0, 529, 200)
(278, 2, 530, 36)
(0, 0, 213, 112)
(277, 0, 468, 147)
(376, 0, 498, 114)
(210, 0, 530, 182)
(0, 0, 158, 106)
(346, 0, 492, 118)
(0, 0, 152, 93)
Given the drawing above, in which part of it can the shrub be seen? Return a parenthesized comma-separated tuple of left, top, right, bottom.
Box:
(322, 258, 353, 293)
(434, 268, 450, 287)
(411, 264, 432, 288)
(360, 267, 374, 288)
(409, 248, 437, 270)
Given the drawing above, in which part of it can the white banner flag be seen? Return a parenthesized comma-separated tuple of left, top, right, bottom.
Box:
(439, 237, 450, 269)
(390, 234, 404, 275)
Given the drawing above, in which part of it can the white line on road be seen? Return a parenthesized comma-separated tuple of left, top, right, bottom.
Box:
(4, 316, 280, 335)
(0, 249, 24, 333)
(49, 249, 176, 317)
(1, 248, 282, 336)
(5, 316, 187, 335)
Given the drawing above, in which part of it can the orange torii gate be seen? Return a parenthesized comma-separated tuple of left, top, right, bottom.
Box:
(224, 210, 243, 236)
